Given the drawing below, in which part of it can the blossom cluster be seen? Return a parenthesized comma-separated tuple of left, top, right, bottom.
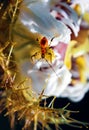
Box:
(13, 0, 89, 102)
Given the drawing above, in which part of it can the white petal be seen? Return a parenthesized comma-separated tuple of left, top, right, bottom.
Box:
(51, 2, 80, 36)
(21, 60, 71, 97)
(20, 1, 71, 43)
(60, 83, 89, 102)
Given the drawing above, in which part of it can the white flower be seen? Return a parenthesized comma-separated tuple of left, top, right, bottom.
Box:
(13, 0, 72, 99)
(15, 0, 89, 102)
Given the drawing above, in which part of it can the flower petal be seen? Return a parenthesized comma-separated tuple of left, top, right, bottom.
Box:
(60, 83, 89, 102)
(21, 60, 71, 97)
(20, 1, 71, 43)
(51, 2, 80, 36)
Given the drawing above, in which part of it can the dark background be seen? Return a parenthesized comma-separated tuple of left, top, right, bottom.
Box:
(0, 91, 89, 130)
